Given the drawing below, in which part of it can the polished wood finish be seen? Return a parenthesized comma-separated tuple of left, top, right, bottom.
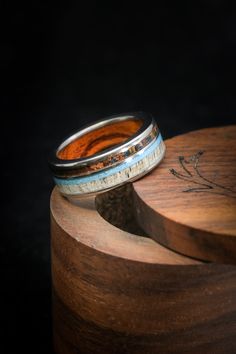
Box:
(58, 118, 143, 159)
(133, 125, 236, 264)
(51, 184, 236, 354)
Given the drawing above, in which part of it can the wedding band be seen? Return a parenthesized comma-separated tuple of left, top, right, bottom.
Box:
(49, 112, 165, 199)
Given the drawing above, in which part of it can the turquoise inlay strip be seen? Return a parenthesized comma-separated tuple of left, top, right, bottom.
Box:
(54, 134, 163, 186)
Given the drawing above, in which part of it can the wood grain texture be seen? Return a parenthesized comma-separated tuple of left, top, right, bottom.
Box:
(58, 119, 142, 159)
(51, 185, 236, 354)
(133, 125, 236, 264)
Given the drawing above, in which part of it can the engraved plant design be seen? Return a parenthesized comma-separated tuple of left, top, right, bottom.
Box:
(170, 151, 236, 198)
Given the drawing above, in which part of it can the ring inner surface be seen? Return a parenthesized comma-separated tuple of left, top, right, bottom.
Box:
(57, 118, 143, 160)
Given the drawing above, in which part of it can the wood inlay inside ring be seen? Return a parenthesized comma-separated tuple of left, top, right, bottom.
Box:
(58, 119, 143, 160)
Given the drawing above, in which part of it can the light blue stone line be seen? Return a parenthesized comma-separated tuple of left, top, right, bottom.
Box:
(55, 134, 163, 186)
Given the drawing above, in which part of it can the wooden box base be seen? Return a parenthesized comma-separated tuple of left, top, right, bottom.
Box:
(51, 182, 236, 353)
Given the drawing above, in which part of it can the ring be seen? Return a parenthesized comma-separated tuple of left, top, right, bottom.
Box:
(49, 112, 166, 199)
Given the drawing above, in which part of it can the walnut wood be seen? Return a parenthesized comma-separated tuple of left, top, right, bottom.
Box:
(51, 185, 236, 354)
(133, 125, 236, 264)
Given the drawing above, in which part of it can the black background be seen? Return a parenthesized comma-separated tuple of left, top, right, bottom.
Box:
(2, 2, 236, 353)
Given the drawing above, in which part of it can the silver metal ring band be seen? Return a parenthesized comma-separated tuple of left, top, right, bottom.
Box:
(49, 112, 165, 198)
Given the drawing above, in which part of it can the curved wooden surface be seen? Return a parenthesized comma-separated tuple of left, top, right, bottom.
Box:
(51, 184, 236, 354)
(133, 125, 236, 264)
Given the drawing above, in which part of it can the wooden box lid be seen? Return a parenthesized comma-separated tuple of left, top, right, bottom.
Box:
(133, 125, 236, 264)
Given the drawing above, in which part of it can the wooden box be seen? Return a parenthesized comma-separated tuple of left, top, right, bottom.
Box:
(51, 126, 236, 354)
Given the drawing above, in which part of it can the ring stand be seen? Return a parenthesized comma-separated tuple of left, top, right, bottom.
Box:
(51, 126, 236, 354)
